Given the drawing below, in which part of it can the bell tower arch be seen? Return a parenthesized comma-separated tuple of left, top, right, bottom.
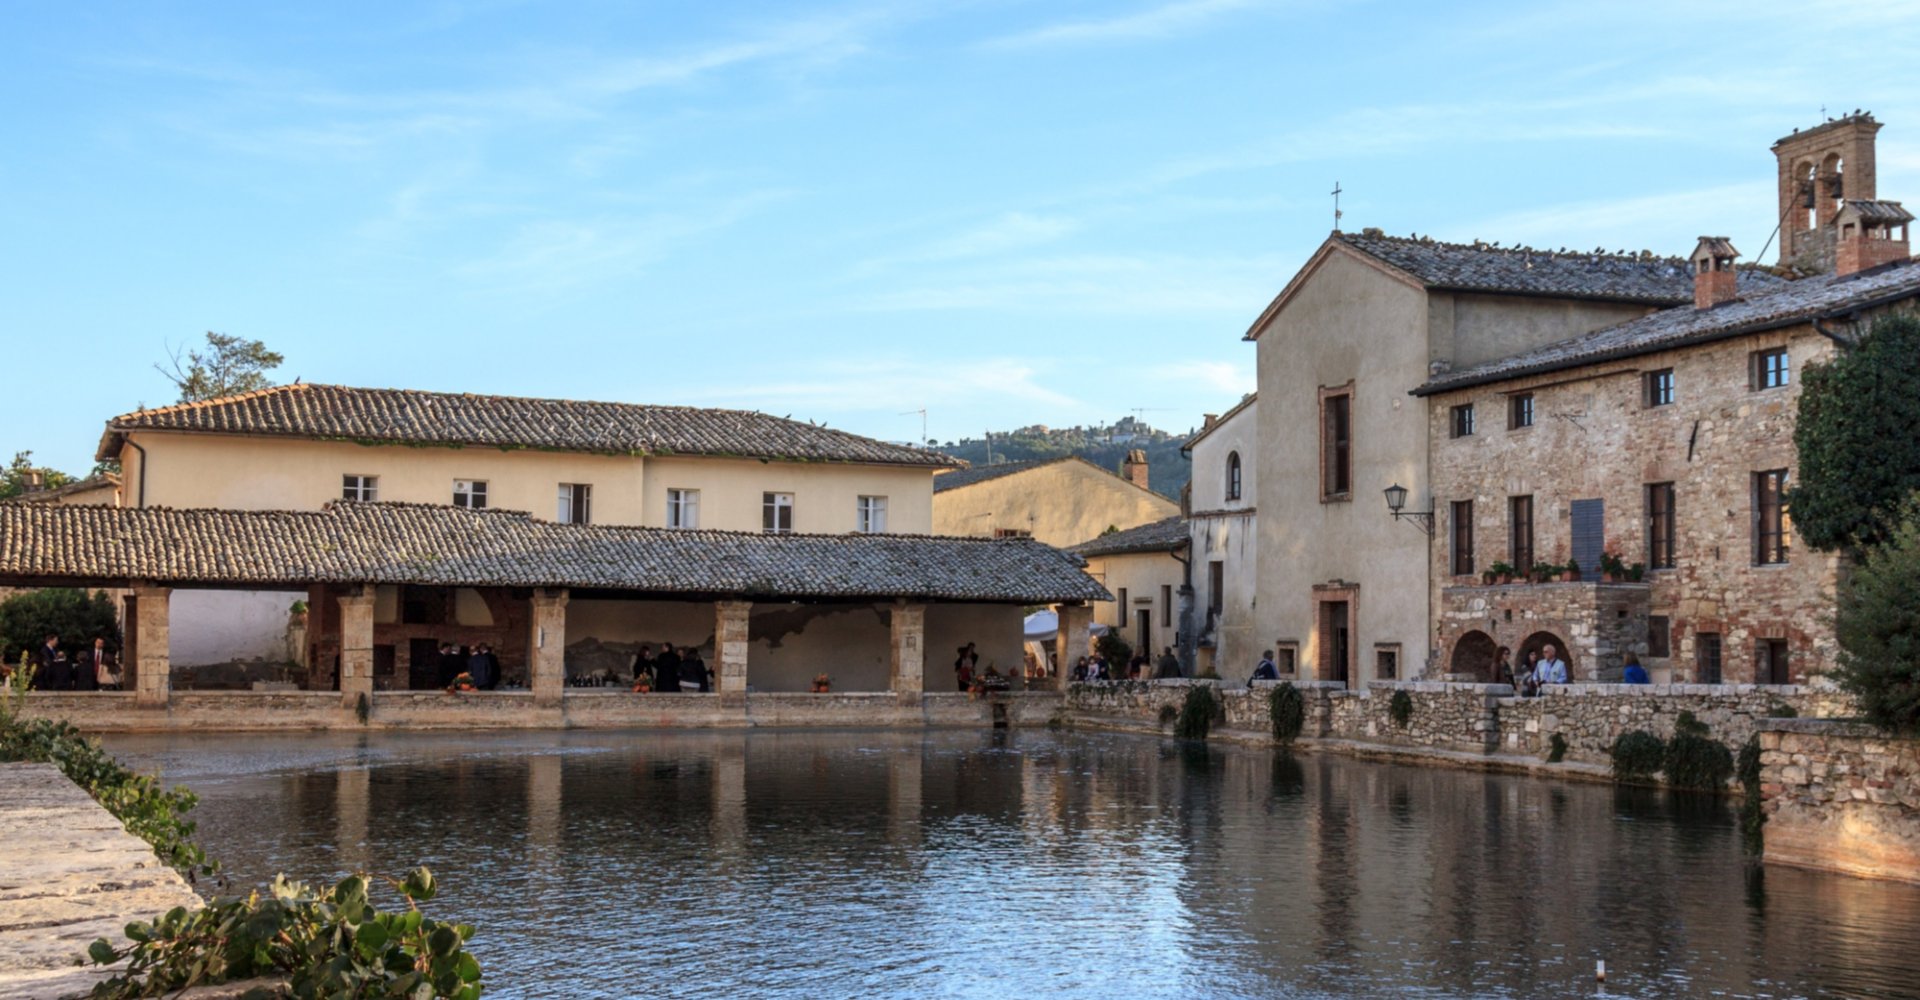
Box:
(1772, 112, 1881, 270)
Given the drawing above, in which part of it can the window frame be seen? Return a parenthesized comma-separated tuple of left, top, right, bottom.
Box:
(1375, 643, 1401, 681)
(1509, 495, 1534, 572)
(557, 483, 592, 525)
(1758, 637, 1791, 684)
(1508, 393, 1534, 430)
(1752, 347, 1790, 391)
(1644, 368, 1674, 408)
(1274, 643, 1298, 675)
(452, 479, 487, 510)
(1320, 386, 1353, 501)
(1160, 584, 1172, 628)
(1754, 469, 1789, 564)
(1225, 451, 1242, 501)
(856, 495, 888, 534)
(762, 492, 794, 534)
(342, 474, 378, 503)
(1697, 632, 1723, 684)
(1207, 560, 1225, 615)
(1648, 615, 1671, 659)
(666, 488, 700, 529)
(1646, 481, 1676, 570)
(1450, 403, 1476, 439)
(1451, 499, 1475, 577)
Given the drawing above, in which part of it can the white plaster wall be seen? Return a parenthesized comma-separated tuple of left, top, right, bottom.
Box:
(1188, 398, 1260, 680)
(925, 604, 1026, 692)
(170, 589, 305, 667)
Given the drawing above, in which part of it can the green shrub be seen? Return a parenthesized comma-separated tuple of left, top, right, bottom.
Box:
(89, 869, 482, 1000)
(0, 588, 121, 664)
(1157, 704, 1178, 727)
(1664, 729, 1735, 790)
(1832, 504, 1920, 733)
(1174, 684, 1217, 740)
(1388, 689, 1413, 728)
(1738, 737, 1765, 854)
(1610, 730, 1666, 780)
(1547, 733, 1568, 763)
(1270, 682, 1305, 745)
(1095, 632, 1133, 671)
(1791, 313, 1920, 553)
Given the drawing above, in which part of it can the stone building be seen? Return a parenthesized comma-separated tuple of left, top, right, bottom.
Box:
(930, 454, 1176, 548)
(1239, 231, 1771, 686)
(1183, 394, 1259, 678)
(1418, 237, 1920, 684)
(1069, 516, 1188, 667)
(90, 382, 957, 680)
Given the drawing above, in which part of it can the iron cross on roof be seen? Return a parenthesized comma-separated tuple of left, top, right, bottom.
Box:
(1331, 181, 1343, 232)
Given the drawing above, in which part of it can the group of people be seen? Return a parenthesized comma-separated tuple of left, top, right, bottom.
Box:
(1494, 643, 1573, 696)
(631, 643, 711, 692)
(435, 642, 499, 690)
(8, 634, 120, 691)
(1067, 645, 1185, 683)
(955, 643, 1012, 693)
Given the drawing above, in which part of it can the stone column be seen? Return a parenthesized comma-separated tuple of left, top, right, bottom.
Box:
(889, 601, 926, 703)
(337, 588, 375, 712)
(1054, 603, 1092, 691)
(131, 586, 172, 708)
(528, 588, 569, 708)
(715, 600, 752, 704)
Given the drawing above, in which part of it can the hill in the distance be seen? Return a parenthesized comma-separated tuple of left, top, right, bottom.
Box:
(934, 417, 1193, 498)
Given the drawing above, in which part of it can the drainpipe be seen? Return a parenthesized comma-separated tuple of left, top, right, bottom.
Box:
(124, 436, 148, 508)
(1171, 539, 1196, 677)
(1812, 315, 1854, 348)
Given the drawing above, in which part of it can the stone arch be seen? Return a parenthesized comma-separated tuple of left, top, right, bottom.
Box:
(1518, 630, 1574, 680)
(1822, 152, 1846, 224)
(1450, 629, 1499, 682)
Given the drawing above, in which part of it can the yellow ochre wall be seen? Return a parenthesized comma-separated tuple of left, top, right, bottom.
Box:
(932, 460, 1176, 548)
(1081, 550, 1184, 659)
(118, 432, 934, 533)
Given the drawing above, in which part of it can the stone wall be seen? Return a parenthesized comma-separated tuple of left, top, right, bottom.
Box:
(1760, 720, 1920, 884)
(1496, 684, 1852, 765)
(1437, 581, 1647, 681)
(1426, 323, 1845, 686)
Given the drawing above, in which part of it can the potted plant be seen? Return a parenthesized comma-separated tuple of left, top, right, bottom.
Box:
(1599, 549, 1627, 582)
(446, 671, 476, 694)
(632, 675, 652, 693)
(1563, 558, 1581, 582)
(1530, 561, 1558, 584)
(1487, 561, 1515, 585)
(811, 673, 832, 693)
(288, 599, 309, 627)
(1626, 561, 1647, 582)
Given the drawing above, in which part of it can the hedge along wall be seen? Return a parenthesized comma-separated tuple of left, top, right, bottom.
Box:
(1760, 719, 1920, 884)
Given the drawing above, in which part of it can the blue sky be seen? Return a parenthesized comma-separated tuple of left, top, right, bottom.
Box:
(7, 0, 1920, 474)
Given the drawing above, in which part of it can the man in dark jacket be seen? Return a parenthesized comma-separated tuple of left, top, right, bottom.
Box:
(655, 644, 682, 693)
(631, 644, 655, 687)
(34, 634, 61, 690)
(467, 644, 499, 690)
(1154, 647, 1182, 679)
(436, 642, 467, 688)
(681, 648, 711, 692)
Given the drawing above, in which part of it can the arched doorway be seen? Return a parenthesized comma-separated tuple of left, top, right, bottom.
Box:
(1518, 630, 1574, 680)
(1450, 630, 1499, 682)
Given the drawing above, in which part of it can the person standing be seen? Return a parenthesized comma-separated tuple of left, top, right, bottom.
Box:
(1155, 647, 1182, 679)
(1492, 646, 1514, 689)
(954, 646, 974, 692)
(34, 634, 61, 690)
(681, 647, 710, 693)
(467, 644, 498, 690)
(1621, 653, 1650, 685)
(655, 644, 682, 693)
(1521, 649, 1543, 697)
(1250, 651, 1279, 682)
(83, 637, 116, 691)
(1538, 644, 1570, 686)
(631, 644, 655, 688)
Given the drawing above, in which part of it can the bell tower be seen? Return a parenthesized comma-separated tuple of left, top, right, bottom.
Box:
(1772, 112, 1881, 271)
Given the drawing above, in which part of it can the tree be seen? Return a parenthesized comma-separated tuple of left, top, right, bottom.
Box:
(1832, 501, 1920, 733)
(155, 332, 285, 403)
(0, 589, 121, 663)
(1791, 312, 1920, 553)
(0, 451, 74, 501)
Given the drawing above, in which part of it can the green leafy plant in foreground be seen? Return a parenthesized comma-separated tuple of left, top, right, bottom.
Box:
(1387, 690, 1414, 728)
(1174, 684, 1218, 740)
(88, 868, 481, 1000)
(1269, 682, 1305, 745)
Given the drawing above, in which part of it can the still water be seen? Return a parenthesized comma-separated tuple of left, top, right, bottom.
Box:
(104, 728, 1920, 1000)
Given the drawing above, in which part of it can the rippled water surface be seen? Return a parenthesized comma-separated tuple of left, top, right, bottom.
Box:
(103, 729, 1920, 999)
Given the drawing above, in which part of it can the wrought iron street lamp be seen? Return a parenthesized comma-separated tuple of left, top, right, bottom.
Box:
(1383, 483, 1434, 535)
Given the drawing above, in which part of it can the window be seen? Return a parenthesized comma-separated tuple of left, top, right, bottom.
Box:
(1321, 390, 1352, 499)
(1161, 585, 1172, 628)
(856, 495, 888, 533)
(1225, 451, 1242, 501)
(557, 483, 592, 524)
(993, 528, 1032, 539)
(1117, 588, 1129, 625)
(1697, 633, 1723, 684)
(1646, 482, 1676, 570)
(1754, 469, 1789, 564)
(667, 489, 699, 529)
(1509, 393, 1534, 429)
(1758, 638, 1791, 684)
(452, 480, 487, 509)
(1451, 500, 1475, 576)
(1375, 645, 1400, 680)
(1644, 369, 1674, 407)
(342, 474, 378, 502)
(762, 492, 794, 534)
(1208, 561, 1224, 615)
(1450, 403, 1476, 438)
(1275, 644, 1298, 675)
(1648, 615, 1671, 658)
(1509, 496, 1534, 572)
(1752, 347, 1790, 390)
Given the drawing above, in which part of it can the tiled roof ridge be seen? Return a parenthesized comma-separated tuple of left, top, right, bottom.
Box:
(116, 382, 309, 421)
(1340, 229, 1690, 266)
(1068, 514, 1188, 556)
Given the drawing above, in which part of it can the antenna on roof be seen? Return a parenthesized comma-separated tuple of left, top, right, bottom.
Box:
(899, 408, 928, 445)
(1331, 181, 1343, 232)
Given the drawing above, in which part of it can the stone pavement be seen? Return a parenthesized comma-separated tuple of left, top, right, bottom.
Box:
(0, 763, 203, 1000)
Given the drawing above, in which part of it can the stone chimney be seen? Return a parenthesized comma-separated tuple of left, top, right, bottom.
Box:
(22, 470, 44, 492)
(1690, 237, 1740, 309)
(1201, 413, 1219, 432)
(1121, 449, 1150, 490)
(1834, 200, 1914, 276)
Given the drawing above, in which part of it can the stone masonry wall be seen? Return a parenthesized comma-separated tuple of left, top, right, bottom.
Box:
(1497, 684, 1853, 765)
(1760, 720, 1920, 884)
(1427, 323, 1844, 685)
(1438, 581, 1647, 681)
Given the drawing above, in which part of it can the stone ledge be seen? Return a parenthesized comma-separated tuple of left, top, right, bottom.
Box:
(1758, 717, 1888, 737)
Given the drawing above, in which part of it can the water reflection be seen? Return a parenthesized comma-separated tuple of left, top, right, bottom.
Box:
(104, 730, 1920, 1000)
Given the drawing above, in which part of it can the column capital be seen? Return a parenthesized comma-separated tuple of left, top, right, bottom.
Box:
(532, 587, 570, 608)
(337, 589, 376, 609)
(130, 583, 172, 599)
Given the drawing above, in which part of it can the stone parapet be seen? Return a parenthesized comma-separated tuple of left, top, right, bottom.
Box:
(1759, 719, 1920, 884)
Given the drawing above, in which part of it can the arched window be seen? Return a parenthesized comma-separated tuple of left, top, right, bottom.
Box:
(1225, 451, 1242, 501)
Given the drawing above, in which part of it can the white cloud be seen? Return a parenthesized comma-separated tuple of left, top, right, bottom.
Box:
(985, 0, 1264, 49)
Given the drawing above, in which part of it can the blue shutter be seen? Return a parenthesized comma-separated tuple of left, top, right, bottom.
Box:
(1570, 499, 1604, 575)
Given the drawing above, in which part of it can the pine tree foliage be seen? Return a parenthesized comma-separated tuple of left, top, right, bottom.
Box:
(1792, 312, 1920, 553)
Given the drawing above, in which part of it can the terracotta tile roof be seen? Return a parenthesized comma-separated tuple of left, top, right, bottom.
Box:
(1068, 515, 1188, 557)
(1336, 231, 1787, 305)
(932, 458, 1056, 493)
(18, 474, 120, 503)
(1415, 257, 1920, 396)
(0, 501, 1109, 603)
(99, 384, 954, 468)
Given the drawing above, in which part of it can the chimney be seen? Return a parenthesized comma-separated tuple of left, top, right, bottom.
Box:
(1690, 237, 1740, 309)
(1201, 413, 1219, 431)
(1834, 200, 1914, 276)
(1121, 449, 1150, 490)
(23, 470, 44, 492)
